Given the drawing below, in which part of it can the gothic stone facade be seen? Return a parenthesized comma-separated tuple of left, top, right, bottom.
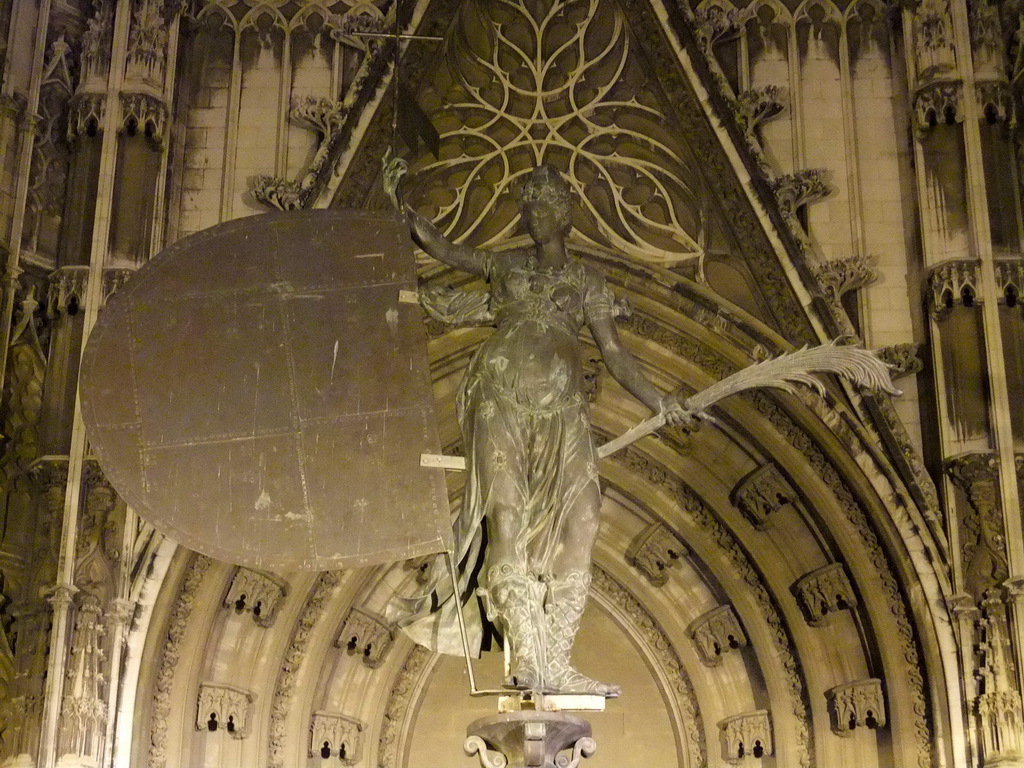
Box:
(0, 1, 1023, 768)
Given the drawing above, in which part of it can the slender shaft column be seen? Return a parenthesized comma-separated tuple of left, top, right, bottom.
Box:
(37, 1, 134, 765)
(948, 0, 1024, 703)
(903, 1, 1024, 765)
(0, 0, 51, 396)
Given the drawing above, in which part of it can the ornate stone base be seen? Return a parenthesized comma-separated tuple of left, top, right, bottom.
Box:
(464, 712, 596, 768)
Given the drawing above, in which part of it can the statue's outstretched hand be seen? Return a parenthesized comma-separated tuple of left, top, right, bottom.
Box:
(659, 394, 700, 432)
(382, 148, 408, 212)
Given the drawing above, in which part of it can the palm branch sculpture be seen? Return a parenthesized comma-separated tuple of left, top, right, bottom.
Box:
(597, 342, 900, 459)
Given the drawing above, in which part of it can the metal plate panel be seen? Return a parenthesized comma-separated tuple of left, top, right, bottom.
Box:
(80, 210, 452, 571)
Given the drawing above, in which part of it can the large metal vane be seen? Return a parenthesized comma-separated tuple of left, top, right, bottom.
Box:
(80, 210, 451, 571)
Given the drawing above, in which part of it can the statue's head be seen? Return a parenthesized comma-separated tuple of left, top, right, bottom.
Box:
(515, 165, 573, 233)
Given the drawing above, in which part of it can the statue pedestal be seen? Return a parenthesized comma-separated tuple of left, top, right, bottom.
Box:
(498, 692, 605, 713)
(464, 711, 596, 768)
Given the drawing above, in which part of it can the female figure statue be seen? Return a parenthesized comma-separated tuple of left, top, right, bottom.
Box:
(385, 159, 685, 697)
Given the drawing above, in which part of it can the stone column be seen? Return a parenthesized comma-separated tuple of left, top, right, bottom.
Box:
(35, 2, 180, 767)
(947, 453, 1024, 766)
(0, 0, 52, 395)
(902, 2, 1024, 762)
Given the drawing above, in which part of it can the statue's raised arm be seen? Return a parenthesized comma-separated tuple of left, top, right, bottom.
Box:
(383, 151, 493, 278)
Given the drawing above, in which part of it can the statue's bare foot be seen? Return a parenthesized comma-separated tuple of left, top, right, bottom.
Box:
(546, 666, 621, 698)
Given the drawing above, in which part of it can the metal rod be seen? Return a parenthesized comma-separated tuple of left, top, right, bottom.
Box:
(352, 30, 444, 41)
(443, 550, 508, 697)
(445, 549, 478, 692)
(390, 2, 399, 152)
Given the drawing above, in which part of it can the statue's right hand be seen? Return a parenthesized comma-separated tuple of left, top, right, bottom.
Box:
(382, 148, 408, 212)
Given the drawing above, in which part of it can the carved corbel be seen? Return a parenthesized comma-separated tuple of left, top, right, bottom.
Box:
(253, 93, 355, 213)
(67, 93, 107, 141)
(309, 711, 364, 762)
(913, 81, 963, 129)
(827, 679, 886, 735)
(688, 605, 747, 666)
(976, 81, 1013, 124)
(769, 170, 830, 218)
(876, 343, 923, 379)
(731, 464, 794, 529)
(47, 266, 133, 317)
(196, 683, 254, 738)
(335, 607, 394, 668)
(252, 175, 304, 211)
(694, 5, 739, 49)
(812, 254, 878, 303)
(624, 522, 686, 587)
(224, 568, 288, 628)
(718, 710, 773, 764)
(793, 563, 858, 626)
(119, 93, 168, 145)
(928, 260, 980, 315)
(291, 96, 349, 141)
(47, 265, 89, 318)
(330, 10, 388, 52)
(734, 86, 787, 137)
(102, 268, 134, 304)
(996, 260, 1024, 306)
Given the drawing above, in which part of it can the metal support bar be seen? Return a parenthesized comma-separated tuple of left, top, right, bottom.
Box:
(444, 549, 506, 697)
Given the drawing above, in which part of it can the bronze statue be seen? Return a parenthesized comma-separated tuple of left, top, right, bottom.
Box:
(382, 156, 899, 698)
(384, 157, 687, 697)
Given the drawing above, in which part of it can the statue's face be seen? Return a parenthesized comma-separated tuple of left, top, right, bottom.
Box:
(523, 201, 562, 244)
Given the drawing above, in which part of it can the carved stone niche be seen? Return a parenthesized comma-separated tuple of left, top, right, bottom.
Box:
(335, 607, 394, 668)
(196, 683, 254, 738)
(793, 563, 858, 627)
(928, 260, 980, 315)
(719, 710, 773, 764)
(996, 260, 1024, 306)
(48, 265, 89, 318)
(913, 81, 963, 129)
(309, 711, 364, 762)
(624, 522, 686, 587)
(731, 464, 795, 529)
(976, 81, 1013, 125)
(827, 679, 887, 736)
(688, 605, 748, 667)
(224, 567, 288, 628)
